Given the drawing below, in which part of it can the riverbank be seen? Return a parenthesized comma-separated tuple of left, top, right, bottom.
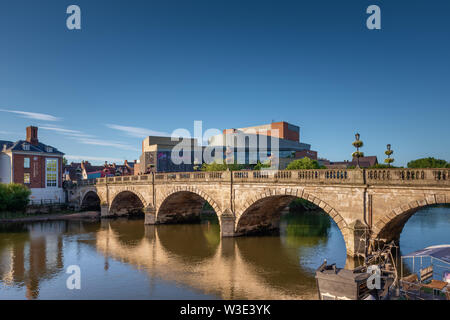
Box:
(0, 211, 100, 223)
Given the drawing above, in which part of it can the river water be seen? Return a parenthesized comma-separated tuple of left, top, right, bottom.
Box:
(0, 206, 448, 300)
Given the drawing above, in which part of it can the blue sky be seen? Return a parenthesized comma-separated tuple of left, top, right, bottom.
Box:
(0, 0, 449, 166)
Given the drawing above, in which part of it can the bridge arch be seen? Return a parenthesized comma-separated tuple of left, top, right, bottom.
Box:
(372, 194, 449, 243)
(109, 190, 150, 216)
(235, 188, 350, 250)
(81, 191, 101, 211)
(80, 187, 105, 206)
(156, 186, 221, 224)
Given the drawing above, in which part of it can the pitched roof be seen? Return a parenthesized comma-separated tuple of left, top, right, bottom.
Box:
(353, 156, 378, 166)
(0, 140, 14, 150)
(4, 140, 64, 155)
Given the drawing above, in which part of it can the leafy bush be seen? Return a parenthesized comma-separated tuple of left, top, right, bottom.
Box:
(253, 160, 271, 170)
(407, 157, 448, 168)
(201, 160, 248, 171)
(370, 164, 402, 169)
(0, 183, 31, 212)
(286, 157, 325, 170)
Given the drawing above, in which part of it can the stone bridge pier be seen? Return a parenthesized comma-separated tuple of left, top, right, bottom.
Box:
(68, 168, 450, 257)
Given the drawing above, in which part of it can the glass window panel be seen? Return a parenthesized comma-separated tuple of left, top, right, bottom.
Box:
(46, 159, 58, 187)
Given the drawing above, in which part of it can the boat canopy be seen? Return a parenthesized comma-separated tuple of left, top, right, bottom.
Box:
(403, 245, 450, 264)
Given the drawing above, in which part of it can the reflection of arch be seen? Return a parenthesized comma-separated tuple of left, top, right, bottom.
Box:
(372, 195, 449, 242)
(108, 219, 146, 246)
(235, 188, 348, 249)
(157, 224, 220, 262)
(156, 187, 221, 224)
(81, 191, 101, 211)
(109, 190, 147, 215)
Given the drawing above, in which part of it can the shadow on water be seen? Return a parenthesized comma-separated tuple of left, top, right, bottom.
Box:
(1, 205, 446, 299)
(156, 213, 220, 262)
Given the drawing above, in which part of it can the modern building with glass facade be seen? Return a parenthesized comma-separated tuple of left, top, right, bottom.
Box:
(208, 121, 315, 169)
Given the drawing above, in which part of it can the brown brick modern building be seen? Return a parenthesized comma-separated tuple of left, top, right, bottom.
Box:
(0, 126, 65, 203)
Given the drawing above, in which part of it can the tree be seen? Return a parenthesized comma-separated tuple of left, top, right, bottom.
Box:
(384, 144, 394, 167)
(352, 133, 364, 167)
(253, 160, 271, 170)
(369, 164, 402, 169)
(286, 157, 324, 170)
(407, 157, 448, 168)
(63, 157, 68, 166)
(201, 161, 246, 171)
(0, 183, 31, 212)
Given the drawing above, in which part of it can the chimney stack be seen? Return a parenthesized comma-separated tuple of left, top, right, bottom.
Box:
(26, 126, 39, 146)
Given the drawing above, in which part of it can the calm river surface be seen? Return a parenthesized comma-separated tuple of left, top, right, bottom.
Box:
(0, 206, 448, 300)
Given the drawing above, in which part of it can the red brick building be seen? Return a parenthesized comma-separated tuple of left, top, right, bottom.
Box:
(222, 121, 301, 142)
(0, 126, 65, 203)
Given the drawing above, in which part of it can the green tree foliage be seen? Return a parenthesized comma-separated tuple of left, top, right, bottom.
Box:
(286, 157, 325, 170)
(201, 161, 247, 171)
(407, 157, 449, 168)
(0, 183, 31, 212)
(253, 160, 271, 170)
(370, 164, 402, 169)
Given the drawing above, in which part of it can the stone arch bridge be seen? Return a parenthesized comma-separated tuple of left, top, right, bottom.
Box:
(68, 168, 450, 257)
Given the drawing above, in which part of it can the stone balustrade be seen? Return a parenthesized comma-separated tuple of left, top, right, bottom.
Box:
(76, 168, 449, 187)
(365, 168, 449, 186)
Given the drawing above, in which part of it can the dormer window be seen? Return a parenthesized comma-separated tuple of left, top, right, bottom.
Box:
(23, 143, 30, 151)
(46, 146, 53, 153)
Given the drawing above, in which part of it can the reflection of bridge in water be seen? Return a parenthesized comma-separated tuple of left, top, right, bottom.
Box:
(71, 168, 450, 257)
(93, 219, 359, 300)
(0, 222, 65, 299)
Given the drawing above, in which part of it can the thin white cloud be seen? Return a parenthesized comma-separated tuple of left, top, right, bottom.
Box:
(65, 155, 125, 163)
(0, 109, 61, 121)
(39, 124, 139, 152)
(74, 137, 139, 152)
(106, 124, 169, 138)
(40, 125, 93, 138)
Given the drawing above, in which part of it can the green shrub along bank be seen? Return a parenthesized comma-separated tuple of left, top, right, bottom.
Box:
(0, 183, 31, 213)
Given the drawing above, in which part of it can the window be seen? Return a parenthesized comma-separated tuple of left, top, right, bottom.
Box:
(46, 146, 53, 153)
(23, 143, 30, 151)
(24, 173, 30, 184)
(24, 157, 30, 168)
(46, 158, 58, 187)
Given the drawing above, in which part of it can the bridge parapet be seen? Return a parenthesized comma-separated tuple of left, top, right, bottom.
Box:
(154, 171, 229, 183)
(366, 168, 449, 186)
(87, 168, 449, 187)
(232, 168, 363, 184)
(77, 178, 97, 186)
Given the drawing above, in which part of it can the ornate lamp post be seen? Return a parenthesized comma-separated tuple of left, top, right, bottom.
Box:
(352, 133, 364, 168)
(384, 144, 394, 167)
